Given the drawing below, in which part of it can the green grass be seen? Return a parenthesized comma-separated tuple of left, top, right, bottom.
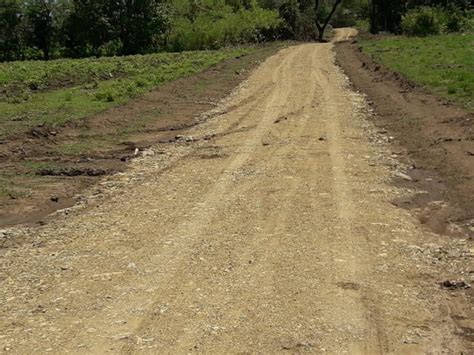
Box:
(360, 34, 474, 111)
(0, 173, 29, 199)
(0, 48, 252, 139)
(21, 161, 61, 173)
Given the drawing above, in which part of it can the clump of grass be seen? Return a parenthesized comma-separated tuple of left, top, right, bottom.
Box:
(22, 161, 62, 174)
(0, 174, 29, 199)
(361, 34, 474, 111)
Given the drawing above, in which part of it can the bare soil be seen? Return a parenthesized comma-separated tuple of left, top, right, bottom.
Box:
(335, 41, 474, 240)
(0, 44, 282, 228)
(336, 40, 474, 350)
(1, 30, 473, 353)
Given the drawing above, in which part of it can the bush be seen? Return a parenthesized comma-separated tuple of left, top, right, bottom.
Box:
(167, 7, 281, 51)
(458, 9, 474, 33)
(330, 8, 357, 28)
(402, 6, 474, 36)
(402, 7, 441, 36)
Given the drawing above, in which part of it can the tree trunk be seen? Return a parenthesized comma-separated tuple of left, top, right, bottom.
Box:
(316, 23, 325, 42)
(315, 0, 342, 42)
(370, 0, 378, 34)
(43, 47, 50, 60)
(318, 30, 324, 42)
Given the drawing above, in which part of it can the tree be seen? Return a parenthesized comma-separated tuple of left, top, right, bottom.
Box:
(25, 0, 56, 60)
(63, 0, 113, 57)
(0, 0, 23, 61)
(314, 0, 343, 41)
(369, 0, 404, 34)
(107, 0, 170, 55)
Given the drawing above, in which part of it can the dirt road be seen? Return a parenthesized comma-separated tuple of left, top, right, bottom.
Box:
(332, 27, 358, 42)
(1, 34, 473, 353)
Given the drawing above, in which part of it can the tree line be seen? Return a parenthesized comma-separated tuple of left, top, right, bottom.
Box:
(369, 0, 472, 33)
(1, 0, 472, 62)
(1, 0, 172, 61)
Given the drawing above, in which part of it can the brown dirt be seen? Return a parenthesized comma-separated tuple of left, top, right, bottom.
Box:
(335, 41, 474, 239)
(1, 32, 473, 353)
(335, 38, 474, 351)
(0, 44, 283, 228)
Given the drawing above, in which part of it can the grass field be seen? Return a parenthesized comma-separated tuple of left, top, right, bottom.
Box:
(0, 48, 251, 139)
(361, 34, 474, 111)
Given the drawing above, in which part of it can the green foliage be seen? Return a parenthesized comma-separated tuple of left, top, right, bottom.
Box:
(24, 0, 56, 60)
(402, 6, 441, 36)
(278, 0, 317, 40)
(0, 47, 252, 138)
(0, 0, 281, 61)
(370, 0, 473, 34)
(63, 0, 172, 58)
(402, 6, 473, 36)
(361, 34, 474, 111)
(167, 1, 281, 51)
(276, 0, 350, 41)
(0, 0, 24, 61)
(330, 7, 357, 27)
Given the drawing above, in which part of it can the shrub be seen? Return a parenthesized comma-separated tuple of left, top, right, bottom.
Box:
(458, 9, 474, 33)
(167, 7, 281, 51)
(402, 7, 441, 36)
(330, 8, 357, 28)
(402, 6, 474, 36)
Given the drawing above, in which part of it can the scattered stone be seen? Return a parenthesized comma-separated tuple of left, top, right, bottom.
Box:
(393, 171, 412, 181)
(127, 262, 137, 270)
(141, 149, 155, 157)
(175, 135, 195, 143)
(111, 333, 133, 341)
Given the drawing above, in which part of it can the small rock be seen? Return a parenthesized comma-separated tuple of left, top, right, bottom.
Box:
(394, 171, 412, 181)
(440, 280, 471, 290)
(142, 149, 155, 157)
(176, 135, 195, 143)
(127, 262, 137, 270)
(50, 196, 59, 203)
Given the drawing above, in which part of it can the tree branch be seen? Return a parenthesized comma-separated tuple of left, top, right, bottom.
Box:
(314, 0, 342, 41)
(317, 0, 342, 32)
